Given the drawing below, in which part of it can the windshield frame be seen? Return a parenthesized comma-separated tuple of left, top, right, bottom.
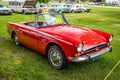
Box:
(0, 4, 6, 8)
(34, 13, 69, 27)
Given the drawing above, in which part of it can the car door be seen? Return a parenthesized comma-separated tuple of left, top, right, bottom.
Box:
(18, 26, 40, 51)
(19, 25, 47, 54)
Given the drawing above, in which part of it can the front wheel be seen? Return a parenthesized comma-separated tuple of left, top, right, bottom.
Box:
(47, 45, 67, 69)
(87, 11, 90, 12)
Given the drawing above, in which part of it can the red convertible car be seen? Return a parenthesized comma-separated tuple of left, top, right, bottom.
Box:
(7, 13, 113, 69)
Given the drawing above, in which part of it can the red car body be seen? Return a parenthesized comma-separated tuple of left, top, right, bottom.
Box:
(7, 13, 113, 69)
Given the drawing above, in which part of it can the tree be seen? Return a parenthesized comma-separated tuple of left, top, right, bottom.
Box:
(36, 0, 49, 3)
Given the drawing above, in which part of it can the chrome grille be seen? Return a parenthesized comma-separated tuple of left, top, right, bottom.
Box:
(3, 10, 8, 11)
(83, 44, 108, 55)
(29, 9, 36, 12)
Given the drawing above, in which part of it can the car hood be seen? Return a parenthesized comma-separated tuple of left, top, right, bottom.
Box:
(39, 25, 107, 50)
(23, 1, 37, 8)
(0, 7, 11, 10)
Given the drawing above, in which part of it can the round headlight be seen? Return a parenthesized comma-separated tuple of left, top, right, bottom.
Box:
(77, 43, 84, 52)
(109, 36, 113, 42)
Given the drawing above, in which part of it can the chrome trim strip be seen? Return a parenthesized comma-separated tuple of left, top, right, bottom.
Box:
(69, 46, 112, 62)
(69, 56, 89, 62)
(89, 47, 110, 58)
(83, 43, 107, 55)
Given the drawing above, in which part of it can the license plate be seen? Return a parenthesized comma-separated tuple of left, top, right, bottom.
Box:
(4, 11, 8, 14)
(92, 56, 100, 61)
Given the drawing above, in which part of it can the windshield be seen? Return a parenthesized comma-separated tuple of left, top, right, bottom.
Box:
(44, 14, 67, 25)
(35, 13, 68, 27)
(0, 4, 6, 8)
(64, 5, 73, 8)
(40, 4, 47, 8)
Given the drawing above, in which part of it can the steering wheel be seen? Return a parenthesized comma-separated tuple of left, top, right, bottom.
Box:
(43, 22, 48, 26)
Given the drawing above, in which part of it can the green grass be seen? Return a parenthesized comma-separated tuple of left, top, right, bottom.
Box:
(0, 7, 120, 80)
(0, 1, 9, 7)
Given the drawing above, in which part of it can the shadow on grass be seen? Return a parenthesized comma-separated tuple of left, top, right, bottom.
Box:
(0, 14, 12, 16)
(0, 39, 116, 80)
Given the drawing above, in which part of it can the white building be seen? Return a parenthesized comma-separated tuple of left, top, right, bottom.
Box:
(1, 0, 33, 1)
(1, 0, 25, 1)
(106, 0, 120, 4)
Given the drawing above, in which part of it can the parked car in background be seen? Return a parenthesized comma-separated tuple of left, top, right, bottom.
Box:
(7, 13, 113, 69)
(36, 4, 54, 13)
(116, 3, 120, 7)
(0, 4, 12, 15)
(63, 4, 73, 12)
(50, 3, 65, 13)
(88, 2, 101, 5)
(36, 4, 48, 13)
(9, 1, 37, 14)
(70, 5, 82, 13)
(79, 5, 91, 12)
(114, 1, 120, 7)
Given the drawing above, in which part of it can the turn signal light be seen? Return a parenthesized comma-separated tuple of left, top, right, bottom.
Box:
(74, 53, 81, 57)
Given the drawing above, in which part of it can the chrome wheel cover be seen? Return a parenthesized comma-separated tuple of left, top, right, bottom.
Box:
(14, 34, 19, 45)
(49, 49, 63, 67)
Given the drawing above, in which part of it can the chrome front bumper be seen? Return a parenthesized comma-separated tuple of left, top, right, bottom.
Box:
(69, 46, 112, 62)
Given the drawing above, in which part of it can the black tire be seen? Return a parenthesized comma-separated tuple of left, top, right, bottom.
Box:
(59, 10, 62, 13)
(9, 13, 11, 15)
(78, 11, 81, 13)
(71, 10, 75, 13)
(87, 11, 90, 12)
(51, 9, 55, 13)
(47, 45, 67, 69)
(13, 33, 20, 46)
(12, 9, 14, 12)
(82, 9, 85, 12)
(22, 10, 26, 14)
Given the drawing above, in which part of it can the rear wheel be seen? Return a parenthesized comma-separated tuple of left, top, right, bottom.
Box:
(71, 10, 75, 13)
(22, 10, 26, 14)
(82, 9, 85, 12)
(13, 33, 20, 46)
(87, 11, 90, 12)
(9, 12, 11, 15)
(47, 45, 67, 69)
(11, 9, 14, 12)
(59, 10, 62, 13)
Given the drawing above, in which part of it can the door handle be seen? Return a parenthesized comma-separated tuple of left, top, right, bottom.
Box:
(20, 31, 23, 34)
(17, 28, 23, 34)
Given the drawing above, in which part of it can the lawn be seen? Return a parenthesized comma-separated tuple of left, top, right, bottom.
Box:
(0, 5, 120, 80)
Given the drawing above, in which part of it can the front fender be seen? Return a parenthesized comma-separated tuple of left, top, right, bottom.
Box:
(45, 36, 78, 62)
(91, 29, 113, 43)
(56, 41, 78, 62)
